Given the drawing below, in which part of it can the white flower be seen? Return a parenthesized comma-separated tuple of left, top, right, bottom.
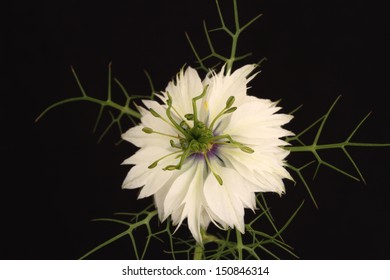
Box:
(121, 64, 293, 243)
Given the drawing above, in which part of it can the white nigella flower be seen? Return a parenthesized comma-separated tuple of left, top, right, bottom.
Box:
(122, 64, 293, 243)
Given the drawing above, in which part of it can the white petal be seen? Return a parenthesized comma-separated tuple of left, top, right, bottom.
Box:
(199, 209, 211, 230)
(138, 167, 177, 199)
(122, 147, 179, 197)
(218, 145, 291, 193)
(122, 164, 149, 190)
(204, 163, 255, 233)
(162, 67, 204, 119)
(222, 98, 293, 145)
(163, 160, 207, 243)
(181, 161, 207, 243)
(154, 179, 173, 221)
(254, 170, 286, 195)
(122, 146, 171, 165)
(121, 125, 170, 148)
(203, 64, 257, 126)
(140, 100, 177, 134)
(163, 162, 195, 220)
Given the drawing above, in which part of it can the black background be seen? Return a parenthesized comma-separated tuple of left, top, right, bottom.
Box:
(3, 0, 390, 259)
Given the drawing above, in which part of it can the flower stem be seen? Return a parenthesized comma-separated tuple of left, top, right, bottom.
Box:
(235, 228, 243, 260)
(194, 243, 204, 260)
(287, 142, 390, 152)
(226, 0, 240, 73)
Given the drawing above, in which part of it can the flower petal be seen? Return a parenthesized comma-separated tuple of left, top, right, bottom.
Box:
(202, 64, 257, 125)
(204, 163, 256, 233)
(219, 145, 291, 194)
(221, 98, 293, 145)
(122, 146, 179, 197)
(163, 160, 207, 243)
(162, 67, 204, 119)
(122, 102, 179, 148)
(154, 180, 173, 221)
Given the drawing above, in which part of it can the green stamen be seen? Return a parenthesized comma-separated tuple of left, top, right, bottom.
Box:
(149, 107, 184, 132)
(211, 134, 254, 153)
(142, 127, 153, 134)
(239, 145, 254, 153)
(165, 92, 190, 138)
(209, 95, 237, 130)
(185, 113, 194, 120)
(224, 107, 237, 114)
(149, 108, 161, 118)
(204, 153, 223, 185)
(142, 127, 179, 139)
(226, 96, 235, 108)
(148, 150, 182, 169)
(145, 90, 253, 187)
(163, 139, 195, 171)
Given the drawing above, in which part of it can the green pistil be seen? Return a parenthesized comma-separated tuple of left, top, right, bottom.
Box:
(144, 87, 254, 185)
(192, 85, 209, 123)
(142, 127, 180, 139)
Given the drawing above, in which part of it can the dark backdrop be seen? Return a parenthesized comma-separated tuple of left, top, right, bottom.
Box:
(3, 0, 390, 259)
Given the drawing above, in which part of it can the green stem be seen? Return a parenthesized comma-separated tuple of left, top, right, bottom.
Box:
(287, 142, 390, 152)
(194, 243, 204, 260)
(226, 0, 239, 73)
(79, 231, 128, 260)
(235, 228, 243, 260)
(36, 96, 141, 122)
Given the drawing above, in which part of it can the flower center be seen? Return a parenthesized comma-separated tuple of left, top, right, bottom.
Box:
(142, 85, 254, 185)
(182, 121, 214, 154)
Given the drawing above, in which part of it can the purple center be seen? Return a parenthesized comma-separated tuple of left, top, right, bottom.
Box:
(191, 144, 219, 160)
